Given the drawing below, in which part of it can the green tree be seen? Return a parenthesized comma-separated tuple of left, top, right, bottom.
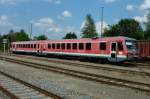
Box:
(34, 34, 48, 40)
(81, 14, 98, 38)
(104, 19, 144, 40)
(14, 29, 30, 41)
(145, 9, 150, 40)
(63, 32, 77, 39)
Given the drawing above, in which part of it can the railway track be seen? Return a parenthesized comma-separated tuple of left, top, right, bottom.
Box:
(0, 70, 62, 99)
(0, 56, 150, 93)
(8, 54, 150, 77)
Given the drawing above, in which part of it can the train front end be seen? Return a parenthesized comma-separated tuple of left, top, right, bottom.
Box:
(125, 39, 138, 61)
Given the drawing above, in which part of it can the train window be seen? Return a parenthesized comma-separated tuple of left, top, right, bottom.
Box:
(52, 43, 55, 49)
(111, 43, 116, 51)
(86, 43, 91, 50)
(57, 43, 60, 49)
(61, 43, 65, 49)
(38, 44, 39, 48)
(67, 43, 71, 49)
(31, 44, 33, 48)
(28, 44, 30, 48)
(100, 42, 106, 50)
(48, 44, 51, 49)
(72, 43, 77, 49)
(34, 44, 36, 48)
(118, 42, 123, 51)
(79, 43, 84, 50)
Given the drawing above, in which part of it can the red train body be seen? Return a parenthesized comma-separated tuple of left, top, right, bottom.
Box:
(10, 36, 138, 62)
(137, 40, 150, 59)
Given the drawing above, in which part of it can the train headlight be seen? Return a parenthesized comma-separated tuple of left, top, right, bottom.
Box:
(118, 51, 123, 55)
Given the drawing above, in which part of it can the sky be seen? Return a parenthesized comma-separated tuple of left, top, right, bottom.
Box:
(0, 0, 149, 39)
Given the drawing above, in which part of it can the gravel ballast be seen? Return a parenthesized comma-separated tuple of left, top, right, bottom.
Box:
(0, 60, 150, 99)
(4, 55, 150, 84)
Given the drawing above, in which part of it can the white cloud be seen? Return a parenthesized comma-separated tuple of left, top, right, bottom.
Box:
(58, 10, 72, 20)
(126, 0, 150, 24)
(100, 0, 117, 3)
(134, 14, 147, 23)
(126, 5, 135, 11)
(55, 0, 61, 4)
(96, 21, 108, 35)
(0, 15, 12, 26)
(140, 0, 150, 10)
(0, 0, 26, 5)
(62, 10, 72, 18)
(45, 0, 62, 4)
(31, 17, 78, 39)
(32, 17, 76, 34)
(32, 17, 63, 33)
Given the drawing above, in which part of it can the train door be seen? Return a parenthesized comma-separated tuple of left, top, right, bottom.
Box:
(109, 42, 117, 62)
(39, 43, 47, 55)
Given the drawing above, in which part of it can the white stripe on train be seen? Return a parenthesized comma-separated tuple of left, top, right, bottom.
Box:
(12, 49, 127, 59)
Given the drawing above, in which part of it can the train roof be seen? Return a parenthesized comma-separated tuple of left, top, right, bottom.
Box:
(12, 36, 136, 44)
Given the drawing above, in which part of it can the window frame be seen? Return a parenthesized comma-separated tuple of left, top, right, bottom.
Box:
(118, 42, 123, 51)
(100, 42, 106, 50)
(48, 44, 51, 49)
(61, 43, 65, 49)
(85, 43, 91, 50)
(67, 43, 71, 49)
(79, 43, 84, 50)
(72, 43, 77, 49)
(52, 43, 55, 49)
(57, 43, 60, 49)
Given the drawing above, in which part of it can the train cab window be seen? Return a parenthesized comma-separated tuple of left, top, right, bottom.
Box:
(52, 43, 55, 49)
(48, 44, 51, 49)
(100, 42, 106, 50)
(61, 43, 65, 49)
(72, 43, 77, 49)
(57, 43, 60, 49)
(79, 43, 84, 50)
(86, 43, 91, 50)
(118, 42, 123, 51)
(67, 43, 71, 49)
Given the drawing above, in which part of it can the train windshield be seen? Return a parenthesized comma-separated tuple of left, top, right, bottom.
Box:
(126, 40, 137, 51)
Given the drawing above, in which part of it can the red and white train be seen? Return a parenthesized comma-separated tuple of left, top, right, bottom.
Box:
(10, 36, 138, 62)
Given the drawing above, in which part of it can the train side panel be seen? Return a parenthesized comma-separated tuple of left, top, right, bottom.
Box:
(138, 40, 150, 59)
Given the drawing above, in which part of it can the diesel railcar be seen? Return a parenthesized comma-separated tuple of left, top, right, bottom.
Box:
(10, 36, 138, 62)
